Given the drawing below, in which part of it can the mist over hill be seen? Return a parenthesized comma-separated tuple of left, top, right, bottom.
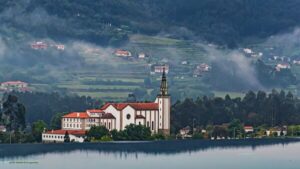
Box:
(1, 0, 300, 101)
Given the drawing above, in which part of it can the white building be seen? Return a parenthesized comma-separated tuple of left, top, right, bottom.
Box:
(153, 65, 169, 74)
(114, 49, 132, 57)
(0, 81, 29, 92)
(266, 126, 288, 137)
(275, 63, 290, 71)
(138, 53, 146, 59)
(42, 130, 85, 143)
(42, 70, 171, 142)
(244, 126, 254, 133)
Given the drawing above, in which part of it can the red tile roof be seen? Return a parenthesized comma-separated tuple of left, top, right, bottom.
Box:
(62, 112, 89, 119)
(1, 81, 27, 85)
(45, 130, 86, 136)
(101, 113, 116, 119)
(101, 103, 158, 111)
(87, 109, 104, 113)
(244, 126, 253, 129)
(115, 49, 131, 55)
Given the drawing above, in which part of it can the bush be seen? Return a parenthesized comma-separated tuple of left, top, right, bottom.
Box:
(192, 133, 204, 140)
(87, 126, 109, 140)
(100, 135, 113, 141)
(151, 133, 166, 140)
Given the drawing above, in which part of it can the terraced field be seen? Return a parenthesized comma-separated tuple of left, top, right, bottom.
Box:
(27, 35, 213, 101)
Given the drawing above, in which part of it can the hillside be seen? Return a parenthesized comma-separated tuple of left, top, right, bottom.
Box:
(1, 0, 300, 102)
(2, 0, 300, 47)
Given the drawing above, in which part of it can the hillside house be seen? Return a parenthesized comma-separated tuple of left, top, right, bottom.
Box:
(114, 49, 132, 57)
(31, 41, 48, 50)
(193, 63, 211, 77)
(54, 44, 65, 50)
(153, 65, 169, 74)
(293, 60, 300, 65)
(275, 63, 290, 71)
(243, 48, 253, 54)
(138, 53, 146, 59)
(0, 81, 29, 92)
(181, 61, 189, 65)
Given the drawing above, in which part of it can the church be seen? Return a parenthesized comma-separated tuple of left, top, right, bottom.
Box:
(42, 70, 171, 143)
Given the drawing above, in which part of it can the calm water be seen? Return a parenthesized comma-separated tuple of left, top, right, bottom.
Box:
(0, 139, 300, 169)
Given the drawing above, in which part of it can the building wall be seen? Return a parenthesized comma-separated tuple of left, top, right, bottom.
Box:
(42, 133, 84, 143)
(62, 118, 83, 130)
(156, 96, 171, 135)
(100, 119, 116, 131)
(135, 119, 145, 125)
(104, 105, 121, 130)
(122, 106, 135, 130)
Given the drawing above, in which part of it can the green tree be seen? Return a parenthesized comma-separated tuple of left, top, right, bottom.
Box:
(64, 131, 70, 143)
(87, 126, 109, 140)
(50, 112, 65, 130)
(228, 119, 244, 138)
(32, 120, 47, 142)
(1, 95, 26, 132)
(122, 124, 151, 140)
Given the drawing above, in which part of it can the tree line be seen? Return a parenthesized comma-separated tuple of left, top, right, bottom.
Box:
(171, 90, 300, 133)
(2, 89, 300, 143)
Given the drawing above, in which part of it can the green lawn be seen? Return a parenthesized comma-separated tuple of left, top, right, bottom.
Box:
(57, 84, 139, 90)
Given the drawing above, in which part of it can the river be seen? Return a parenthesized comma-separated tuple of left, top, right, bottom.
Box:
(0, 139, 299, 169)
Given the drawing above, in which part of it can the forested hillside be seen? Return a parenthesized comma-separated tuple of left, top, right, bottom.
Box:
(1, 0, 300, 47)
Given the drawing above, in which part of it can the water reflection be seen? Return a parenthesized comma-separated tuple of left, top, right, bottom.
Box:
(0, 138, 299, 158)
(0, 139, 300, 169)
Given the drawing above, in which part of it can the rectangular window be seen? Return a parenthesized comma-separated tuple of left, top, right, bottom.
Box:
(147, 121, 149, 127)
(108, 122, 111, 129)
(152, 121, 154, 130)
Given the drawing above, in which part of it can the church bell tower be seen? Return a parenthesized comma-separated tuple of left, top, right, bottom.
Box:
(155, 67, 171, 135)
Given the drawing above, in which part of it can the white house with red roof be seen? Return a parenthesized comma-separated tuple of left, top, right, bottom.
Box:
(42, 130, 86, 143)
(244, 126, 254, 133)
(0, 81, 29, 92)
(31, 41, 48, 50)
(114, 49, 132, 57)
(42, 69, 170, 142)
(153, 65, 169, 74)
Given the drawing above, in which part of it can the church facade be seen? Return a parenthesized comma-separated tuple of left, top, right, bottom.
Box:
(42, 70, 170, 142)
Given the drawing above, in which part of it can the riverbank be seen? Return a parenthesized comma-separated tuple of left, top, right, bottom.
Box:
(0, 138, 299, 158)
